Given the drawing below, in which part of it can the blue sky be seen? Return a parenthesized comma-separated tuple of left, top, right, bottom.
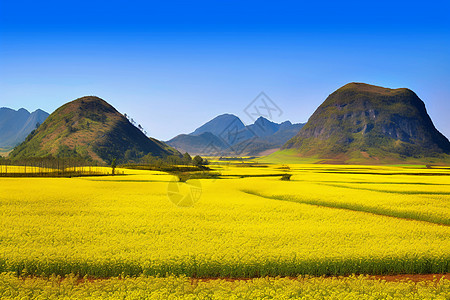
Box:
(1, 0, 450, 140)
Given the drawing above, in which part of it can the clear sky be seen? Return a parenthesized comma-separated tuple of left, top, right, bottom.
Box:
(1, 0, 450, 140)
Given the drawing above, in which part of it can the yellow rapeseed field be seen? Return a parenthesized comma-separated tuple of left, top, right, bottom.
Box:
(0, 164, 449, 279)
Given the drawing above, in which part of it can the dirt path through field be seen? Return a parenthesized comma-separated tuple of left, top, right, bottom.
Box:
(60, 273, 450, 285)
(187, 274, 450, 284)
(368, 273, 449, 282)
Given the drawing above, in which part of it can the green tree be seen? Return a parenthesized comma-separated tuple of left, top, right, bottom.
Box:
(192, 155, 203, 167)
(111, 158, 117, 175)
(183, 152, 192, 165)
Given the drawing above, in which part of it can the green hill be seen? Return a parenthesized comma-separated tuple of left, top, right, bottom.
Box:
(282, 83, 450, 164)
(9, 96, 180, 164)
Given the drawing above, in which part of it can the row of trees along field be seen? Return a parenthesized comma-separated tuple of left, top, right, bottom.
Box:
(141, 152, 208, 167)
(0, 156, 109, 177)
(120, 152, 210, 172)
(0, 152, 209, 177)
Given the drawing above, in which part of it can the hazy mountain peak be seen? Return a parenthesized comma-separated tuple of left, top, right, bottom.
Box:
(254, 116, 274, 125)
(33, 108, 47, 114)
(17, 108, 30, 114)
(0, 107, 49, 150)
(191, 113, 245, 137)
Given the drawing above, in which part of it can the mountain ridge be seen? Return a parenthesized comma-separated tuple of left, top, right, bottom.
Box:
(0, 107, 49, 150)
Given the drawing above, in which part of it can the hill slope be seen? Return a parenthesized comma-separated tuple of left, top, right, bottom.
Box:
(10, 96, 180, 163)
(283, 82, 450, 163)
(0, 108, 49, 150)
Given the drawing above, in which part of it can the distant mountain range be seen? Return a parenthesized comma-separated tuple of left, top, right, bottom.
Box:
(282, 82, 450, 163)
(9, 96, 180, 163)
(167, 114, 304, 156)
(0, 107, 49, 150)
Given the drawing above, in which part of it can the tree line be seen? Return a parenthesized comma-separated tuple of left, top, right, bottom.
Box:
(0, 156, 112, 177)
(120, 152, 210, 172)
(0, 152, 209, 177)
